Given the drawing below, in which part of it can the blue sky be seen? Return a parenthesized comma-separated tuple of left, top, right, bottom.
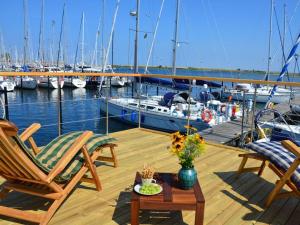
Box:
(0, 0, 300, 72)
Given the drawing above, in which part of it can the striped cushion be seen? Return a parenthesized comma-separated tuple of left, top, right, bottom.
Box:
(16, 131, 116, 182)
(247, 141, 300, 188)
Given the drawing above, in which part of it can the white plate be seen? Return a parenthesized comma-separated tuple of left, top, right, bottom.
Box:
(134, 183, 163, 196)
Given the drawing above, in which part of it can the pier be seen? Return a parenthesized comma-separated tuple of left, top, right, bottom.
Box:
(200, 96, 300, 145)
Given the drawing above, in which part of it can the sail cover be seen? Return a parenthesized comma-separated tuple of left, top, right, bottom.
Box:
(266, 32, 300, 108)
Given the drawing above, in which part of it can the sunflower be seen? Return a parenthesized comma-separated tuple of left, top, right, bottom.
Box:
(171, 131, 181, 141)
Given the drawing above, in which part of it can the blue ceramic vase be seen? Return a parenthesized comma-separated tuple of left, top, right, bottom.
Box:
(178, 167, 197, 190)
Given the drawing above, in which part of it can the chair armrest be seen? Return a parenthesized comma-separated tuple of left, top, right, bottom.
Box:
(19, 123, 41, 142)
(281, 140, 300, 158)
(46, 131, 94, 182)
(19, 123, 41, 155)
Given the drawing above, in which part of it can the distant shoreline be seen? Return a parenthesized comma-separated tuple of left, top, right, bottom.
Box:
(115, 65, 300, 77)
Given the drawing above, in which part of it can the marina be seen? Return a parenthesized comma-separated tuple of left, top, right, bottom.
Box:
(0, 0, 300, 224)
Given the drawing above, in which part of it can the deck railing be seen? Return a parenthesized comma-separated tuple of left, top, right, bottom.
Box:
(0, 72, 299, 147)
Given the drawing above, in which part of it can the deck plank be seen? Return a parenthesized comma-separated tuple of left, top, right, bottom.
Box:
(0, 128, 299, 225)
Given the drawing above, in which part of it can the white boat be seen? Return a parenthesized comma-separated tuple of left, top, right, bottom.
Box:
(37, 77, 64, 89)
(110, 76, 126, 87)
(223, 83, 291, 104)
(100, 96, 211, 132)
(64, 77, 86, 88)
(0, 77, 15, 92)
(15, 77, 37, 89)
(37, 67, 64, 89)
(99, 91, 241, 132)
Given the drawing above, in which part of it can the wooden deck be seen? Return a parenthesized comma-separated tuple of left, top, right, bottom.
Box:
(0, 128, 299, 225)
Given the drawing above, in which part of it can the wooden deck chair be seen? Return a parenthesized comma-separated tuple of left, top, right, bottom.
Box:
(0, 120, 117, 225)
(238, 140, 300, 207)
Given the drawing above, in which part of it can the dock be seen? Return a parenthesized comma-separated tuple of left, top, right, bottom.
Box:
(1, 128, 299, 225)
(200, 96, 300, 145)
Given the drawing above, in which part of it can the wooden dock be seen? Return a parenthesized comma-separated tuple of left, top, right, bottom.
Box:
(200, 96, 300, 145)
(0, 128, 299, 225)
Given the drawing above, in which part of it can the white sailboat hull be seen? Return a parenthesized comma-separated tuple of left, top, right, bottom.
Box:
(223, 89, 291, 104)
(37, 77, 64, 89)
(0, 80, 15, 92)
(64, 78, 86, 88)
(99, 97, 210, 132)
(110, 77, 126, 87)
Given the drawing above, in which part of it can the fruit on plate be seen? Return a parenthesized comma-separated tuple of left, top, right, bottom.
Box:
(140, 184, 161, 195)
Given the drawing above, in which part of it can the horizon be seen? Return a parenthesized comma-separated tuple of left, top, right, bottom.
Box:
(0, 0, 300, 73)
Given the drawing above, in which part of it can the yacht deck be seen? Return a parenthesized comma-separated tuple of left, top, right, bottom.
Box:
(0, 128, 299, 225)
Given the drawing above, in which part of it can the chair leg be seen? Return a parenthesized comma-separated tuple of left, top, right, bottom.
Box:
(237, 156, 248, 175)
(265, 180, 286, 207)
(258, 160, 267, 176)
(82, 146, 102, 191)
(96, 144, 118, 168)
(110, 145, 118, 168)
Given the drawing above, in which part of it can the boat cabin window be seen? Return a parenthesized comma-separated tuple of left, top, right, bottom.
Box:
(163, 109, 168, 112)
(146, 106, 156, 111)
(129, 103, 138, 107)
(157, 108, 162, 111)
(140, 105, 146, 109)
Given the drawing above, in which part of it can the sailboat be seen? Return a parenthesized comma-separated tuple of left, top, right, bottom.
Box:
(223, 0, 292, 104)
(15, 0, 37, 90)
(0, 32, 15, 91)
(99, 0, 240, 132)
(36, 66, 65, 89)
(65, 12, 86, 89)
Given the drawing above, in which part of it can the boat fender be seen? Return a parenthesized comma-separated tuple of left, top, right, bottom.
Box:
(220, 104, 226, 113)
(131, 111, 137, 122)
(201, 109, 213, 123)
(121, 109, 127, 120)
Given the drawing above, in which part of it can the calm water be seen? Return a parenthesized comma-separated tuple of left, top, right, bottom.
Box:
(3, 69, 299, 146)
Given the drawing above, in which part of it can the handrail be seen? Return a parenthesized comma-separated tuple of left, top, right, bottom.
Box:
(0, 72, 299, 87)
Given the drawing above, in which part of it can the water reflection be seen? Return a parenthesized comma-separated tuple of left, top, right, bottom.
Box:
(5, 87, 133, 146)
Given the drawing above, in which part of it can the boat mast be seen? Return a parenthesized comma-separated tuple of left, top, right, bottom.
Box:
(172, 0, 180, 76)
(144, 0, 165, 74)
(73, 12, 84, 72)
(282, 3, 286, 67)
(101, 0, 105, 71)
(38, 0, 44, 66)
(265, 0, 274, 81)
(133, 0, 140, 74)
(23, 0, 29, 67)
(81, 12, 85, 71)
(50, 20, 55, 66)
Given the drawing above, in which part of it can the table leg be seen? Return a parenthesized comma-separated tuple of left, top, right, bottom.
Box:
(131, 199, 139, 225)
(195, 202, 204, 225)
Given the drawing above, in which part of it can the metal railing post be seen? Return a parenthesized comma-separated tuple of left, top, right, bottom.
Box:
(4, 87, 9, 120)
(138, 75, 141, 128)
(187, 79, 192, 134)
(250, 87, 257, 142)
(57, 76, 62, 136)
(240, 90, 246, 145)
(106, 84, 109, 135)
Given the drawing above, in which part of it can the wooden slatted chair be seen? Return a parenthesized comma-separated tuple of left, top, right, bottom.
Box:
(238, 140, 300, 206)
(0, 120, 117, 224)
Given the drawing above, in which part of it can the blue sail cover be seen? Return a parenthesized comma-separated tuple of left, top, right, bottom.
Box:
(265, 32, 300, 108)
(140, 77, 189, 90)
(22, 65, 29, 72)
(173, 78, 222, 88)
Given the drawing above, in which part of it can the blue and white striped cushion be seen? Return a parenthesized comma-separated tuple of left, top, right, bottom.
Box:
(246, 141, 300, 188)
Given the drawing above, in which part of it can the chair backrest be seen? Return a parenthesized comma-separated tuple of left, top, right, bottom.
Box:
(0, 120, 48, 182)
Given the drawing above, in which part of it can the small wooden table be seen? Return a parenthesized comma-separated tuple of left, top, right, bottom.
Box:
(131, 172, 205, 225)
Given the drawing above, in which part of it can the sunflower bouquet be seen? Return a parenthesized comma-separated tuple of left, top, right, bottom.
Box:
(170, 126, 205, 169)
